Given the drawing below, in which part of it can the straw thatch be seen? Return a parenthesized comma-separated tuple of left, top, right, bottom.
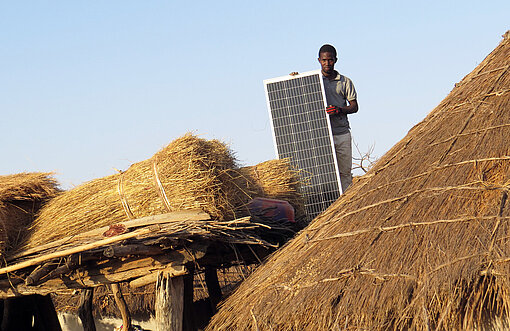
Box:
(0, 173, 59, 254)
(207, 32, 510, 330)
(237, 159, 305, 222)
(23, 134, 245, 249)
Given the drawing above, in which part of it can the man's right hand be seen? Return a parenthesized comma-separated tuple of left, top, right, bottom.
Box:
(289, 72, 299, 76)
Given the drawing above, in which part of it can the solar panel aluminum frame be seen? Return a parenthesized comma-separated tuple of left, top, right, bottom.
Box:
(264, 70, 343, 219)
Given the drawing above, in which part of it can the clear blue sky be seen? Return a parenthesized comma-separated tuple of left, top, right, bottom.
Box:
(1, 1, 509, 188)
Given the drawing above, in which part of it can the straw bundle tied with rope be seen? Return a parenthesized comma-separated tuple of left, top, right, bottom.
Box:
(207, 31, 510, 330)
(0, 173, 59, 254)
(23, 134, 304, 250)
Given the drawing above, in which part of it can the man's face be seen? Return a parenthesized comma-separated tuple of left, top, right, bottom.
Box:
(318, 52, 337, 75)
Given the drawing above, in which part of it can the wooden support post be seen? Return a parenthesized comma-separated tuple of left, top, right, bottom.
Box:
(78, 288, 96, 331)
(183, 264, 196, 331)
(111, 283, 133, 331)
(155, 271, 184, 331)
(204, 267, 222, 312)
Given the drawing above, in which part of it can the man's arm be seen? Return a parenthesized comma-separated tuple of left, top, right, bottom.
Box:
(341, 99, 358, 114)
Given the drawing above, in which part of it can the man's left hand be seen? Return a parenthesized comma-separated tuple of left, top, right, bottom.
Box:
(326, 105, 342, 115)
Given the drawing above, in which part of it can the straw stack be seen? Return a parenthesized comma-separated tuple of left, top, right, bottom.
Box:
(237, 159, 305, 221)
(0, 173, 60, 254)
(25, 134, 245, 248)
(25, 134, 305, 249)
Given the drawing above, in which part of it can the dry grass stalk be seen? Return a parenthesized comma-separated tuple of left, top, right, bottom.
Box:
(206, 31, 510, 330)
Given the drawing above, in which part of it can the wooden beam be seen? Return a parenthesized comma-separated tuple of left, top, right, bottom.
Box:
(0, 244, 207, 299)
(0, 227, 157, 275)
(9, 209, 210, 260)
(155, 271, 184, 331)
(78, 288, 96, 331)
(103, 244, 164, 258)
(24, 262, 58, 286)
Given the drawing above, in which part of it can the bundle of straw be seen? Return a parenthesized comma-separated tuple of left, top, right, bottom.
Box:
(0, 173, 60, 254)
(237, 159, 305, 221)
(25, 134, 242, 248)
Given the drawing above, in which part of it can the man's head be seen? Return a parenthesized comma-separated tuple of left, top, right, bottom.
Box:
(318, 44, 337, 76)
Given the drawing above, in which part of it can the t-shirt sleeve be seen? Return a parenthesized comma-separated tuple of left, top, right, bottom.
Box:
(344, 77, 357, 101)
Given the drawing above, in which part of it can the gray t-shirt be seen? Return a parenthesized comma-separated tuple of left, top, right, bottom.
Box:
(323, 72, 357, 135)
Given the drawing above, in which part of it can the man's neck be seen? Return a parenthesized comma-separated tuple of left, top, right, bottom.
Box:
(322, 70, 337, 80)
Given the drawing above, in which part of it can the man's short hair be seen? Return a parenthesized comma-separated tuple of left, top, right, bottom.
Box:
(319, 44, 337, 58)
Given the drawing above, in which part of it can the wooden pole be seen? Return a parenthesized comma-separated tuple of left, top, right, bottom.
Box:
(204, 267, 222, 312)
(183, 264, 196, 331)
(155, 271, 184, 331)
(110, 283, 133, 331)
(78, 288, 96, 331)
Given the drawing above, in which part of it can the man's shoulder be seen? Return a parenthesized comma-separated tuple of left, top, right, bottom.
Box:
(337, 73, 354, 83)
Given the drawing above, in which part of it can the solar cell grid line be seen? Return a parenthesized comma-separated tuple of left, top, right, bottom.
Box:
(264, 70, 342, 222)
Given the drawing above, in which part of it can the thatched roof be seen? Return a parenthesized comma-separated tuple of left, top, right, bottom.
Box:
(0, 173, 59, 254)
(207, 32, 510, 330)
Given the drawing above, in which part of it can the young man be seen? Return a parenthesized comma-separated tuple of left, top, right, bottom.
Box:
(319, 44, 358, 193)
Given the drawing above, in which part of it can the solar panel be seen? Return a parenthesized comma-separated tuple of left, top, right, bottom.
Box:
(264, 70, 342, 221)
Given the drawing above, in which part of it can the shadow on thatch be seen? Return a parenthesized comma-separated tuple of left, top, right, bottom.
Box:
(207, 31, 510, 330)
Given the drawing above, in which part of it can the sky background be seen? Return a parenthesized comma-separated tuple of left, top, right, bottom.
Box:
(1, 1, 509, 189)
